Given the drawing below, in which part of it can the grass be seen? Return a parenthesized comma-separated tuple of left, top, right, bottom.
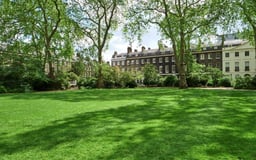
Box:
(0, 88, 256, 160)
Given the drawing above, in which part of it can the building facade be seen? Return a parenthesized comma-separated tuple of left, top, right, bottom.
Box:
(111, 39, 256, 80)
(222, 41, 256, 80)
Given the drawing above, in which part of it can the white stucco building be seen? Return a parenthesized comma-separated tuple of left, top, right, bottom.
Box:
(222, 40, 256, 80)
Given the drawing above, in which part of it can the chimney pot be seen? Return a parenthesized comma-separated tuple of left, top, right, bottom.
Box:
(142, 46, 146, 52)
(127, 47, 132, 53)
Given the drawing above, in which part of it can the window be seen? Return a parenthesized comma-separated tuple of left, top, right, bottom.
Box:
(122, 61, 125, 66)
(200, 54, 205, 60)
(127, 60, 130, 65)
(131, 60, 134, 65)
(117, 61, 120, 65)
(235, 62, 239, 72)
(159, 66, 163, 73)
(225, 62, 230, 72)
(208, 53, 212, 59)
(159, 57, 163, 63)
(165, 65, 169, 73)
(147, 59, 150, 63)
(245, 61, 250, 71)
(136, 59, 139, 64)
(112, 61, 116, 66)
(172, 57, 175, 62)
(225, 53, 229, 57)
(216, 53, 221, 59)
(153, 58, 156, 63)
(165, 57, 169, 63)
(141, 59, 144, 64)
(235, 52, 239, 57)
(209, 53, 214, 59)
(172, 65, 176, 73)
(245, 51, 250, 56)
(216, 63, 221, 69)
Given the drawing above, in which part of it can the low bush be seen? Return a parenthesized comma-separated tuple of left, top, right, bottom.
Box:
(78, 77, 97, 89)
(251, 75, 256, 89)
(187, 75, 200, 87)
(0, 85, 7, 93)
(164, 75, 178, 87)
(234, 75, 253, 89)
(218, 78, 232, 87)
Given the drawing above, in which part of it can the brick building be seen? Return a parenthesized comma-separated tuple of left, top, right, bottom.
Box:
(111, 38, 255, 79)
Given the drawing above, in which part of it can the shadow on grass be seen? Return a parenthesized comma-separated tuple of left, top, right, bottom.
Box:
(0, 89, 256, 159)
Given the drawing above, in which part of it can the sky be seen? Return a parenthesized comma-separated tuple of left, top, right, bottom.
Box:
(103, 26, 162, 62)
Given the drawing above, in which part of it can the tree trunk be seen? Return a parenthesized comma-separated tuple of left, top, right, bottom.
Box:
(47, 49, 55, 79)
(97, 49, 104, 88)
(45, 37, 54, 79)
(178, 32, 188, 89)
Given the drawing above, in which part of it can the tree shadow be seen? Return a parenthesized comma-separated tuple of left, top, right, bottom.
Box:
(0, 88, 256, 159)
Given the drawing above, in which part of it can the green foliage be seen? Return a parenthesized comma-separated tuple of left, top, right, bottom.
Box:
(78, 77, 97, 89)
(186, 75, 200, 87)
(234, 75, 254, 89)
(218, 78, 232, 87)
(143, 64, 158, 86)
(124, 0, 226, 88)
(206, 67, 223, 87)
(120, 72, 137, 88)
(0, 0, 80, 80)
(67, 72, 79, 81)
(164, 75, 178, 87)
(251, 75, 256, 89)
(67, 0, 123, 88)
(71, 60, 86, 77)
(0, 85, 7, 93)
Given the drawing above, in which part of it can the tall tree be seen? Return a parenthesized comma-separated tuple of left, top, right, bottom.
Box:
(124, 0, 226, 88)
(0, 0, 80, 78)
(67, 0, 124, 88)
(233, 0, 256, 53)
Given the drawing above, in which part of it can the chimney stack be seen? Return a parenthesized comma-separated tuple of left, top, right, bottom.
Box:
(142, 46, 146, 52)
(112, 51, 118, 58)
(127, 47, 132, 53)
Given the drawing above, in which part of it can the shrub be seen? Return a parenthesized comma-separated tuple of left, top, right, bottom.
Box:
(0, 85, 7, 93)
(251, 75, 256, 89)
(126, 80, 137, 88)
(164, 75, 178, 87)
(186, 75, 200, 87)
(218, 78, 232, 87)
(68, 72, 79, 81)
(199, 76, 208, 86)
(157, 77, 165, 87)
(78, 77, 97, 89)
(234, 76, 252, 89)
(143, 64, 158, 86)
(119, 72, 137, 88)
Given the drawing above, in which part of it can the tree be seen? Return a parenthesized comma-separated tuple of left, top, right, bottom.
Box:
(0, 0, 80, 79)
(233, 0, 256, 53)
(67, 0, 124, 88)
(143, 64, 158, 86)
(124, 0, 227, 88)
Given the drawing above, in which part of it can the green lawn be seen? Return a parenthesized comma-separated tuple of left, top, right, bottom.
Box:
(0, 88, 256, 160)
